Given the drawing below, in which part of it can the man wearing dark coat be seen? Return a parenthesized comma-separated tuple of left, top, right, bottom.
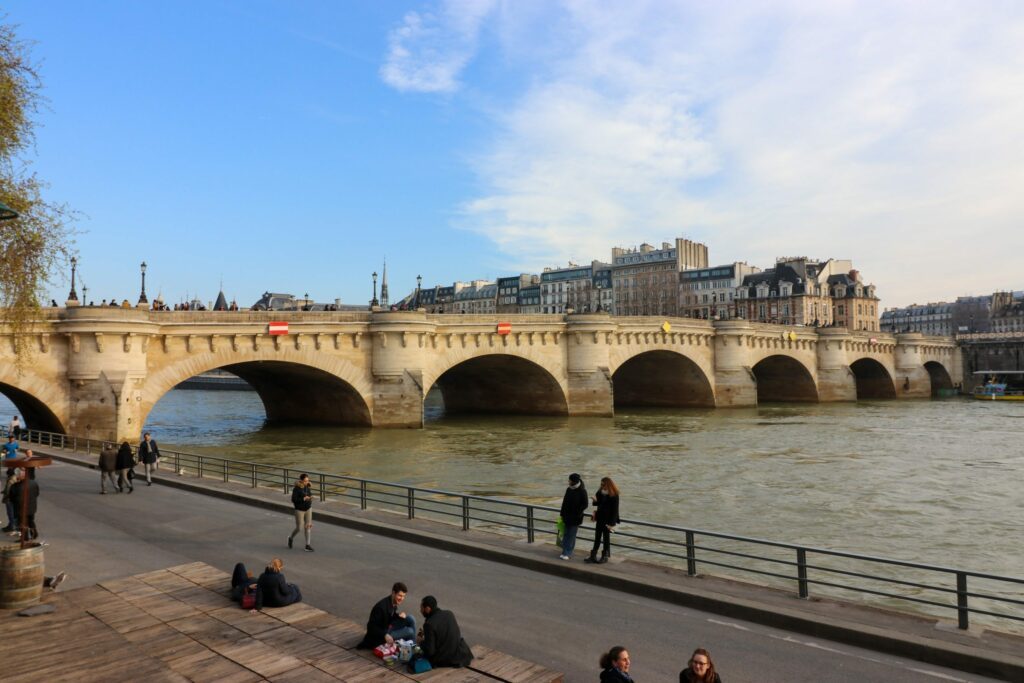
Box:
(558, 472, 588, 560)
(9, 469, 39, 540)
(417, 595, 474, 668)
(114, 441, 134, 493)
(98, 443, 118, 494)
(357, 581, 416, 649)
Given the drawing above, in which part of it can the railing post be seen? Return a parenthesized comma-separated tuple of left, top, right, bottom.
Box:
(797, 548, 809, 599)
(407, 488, 415, 519)
(73, 436, 77, 453)
(461, 496, 470, 531)
(360, 481, 367, 510)
(319, 474, 326, 502)
(223, 460, 229, 483)
(174, 451, 180, 474)
(283, 469, 290, 494)
(86, 438, 91, 454)
(251, 463, 257, 488)
(956, 572, 969, 630)
(685, 531, 697, 576)
(198, 455, 203, 479)
(526, 506, 535, 543)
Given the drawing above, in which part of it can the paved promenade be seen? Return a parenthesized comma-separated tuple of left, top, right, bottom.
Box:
(17, 458, 1022, 682)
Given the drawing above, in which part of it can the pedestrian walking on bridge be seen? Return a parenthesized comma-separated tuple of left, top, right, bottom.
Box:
(585, 477, 620, 564)
(288, 473, 314, 552)
(115, 441, 134, 493)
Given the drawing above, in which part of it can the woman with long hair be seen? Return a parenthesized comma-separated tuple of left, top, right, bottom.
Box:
(252, 557, 302, 613)
(599, 645, 633, 682)
(585, 477, 620, 564)
(679, 647, 721, 682)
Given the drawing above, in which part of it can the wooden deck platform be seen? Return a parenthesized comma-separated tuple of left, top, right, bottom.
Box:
(0, 562, 561, 683)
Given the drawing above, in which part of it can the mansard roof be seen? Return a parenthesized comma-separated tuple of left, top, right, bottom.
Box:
(740, 264, 807, 297)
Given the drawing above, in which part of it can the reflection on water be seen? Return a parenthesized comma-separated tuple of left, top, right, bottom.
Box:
(2, 390, 1021, 592)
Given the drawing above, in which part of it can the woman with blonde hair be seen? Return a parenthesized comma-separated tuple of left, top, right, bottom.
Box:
(252, 557, 302, 613)
(585, 477, 620, 564)
(679, 647, 721, 683)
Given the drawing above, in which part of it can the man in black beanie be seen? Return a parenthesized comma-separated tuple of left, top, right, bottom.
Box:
(417, 595, 474, 668)
(559, 472, 588, 560)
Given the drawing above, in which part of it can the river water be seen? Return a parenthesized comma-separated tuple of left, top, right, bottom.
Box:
(4, 390, 1022, 624)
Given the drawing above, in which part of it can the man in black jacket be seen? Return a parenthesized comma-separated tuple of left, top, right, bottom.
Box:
(417, 595, 473, 668)
(357, 581, 416, 649)
(559, 472, 588, 560)
(288, 473, 314, 552)
(9, 468, 39, 540)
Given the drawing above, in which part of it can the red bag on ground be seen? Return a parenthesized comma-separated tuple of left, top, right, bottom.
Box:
(240, 586, 256, 610)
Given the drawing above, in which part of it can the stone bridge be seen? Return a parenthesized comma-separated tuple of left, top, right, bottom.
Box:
(0, 308, 961, 441)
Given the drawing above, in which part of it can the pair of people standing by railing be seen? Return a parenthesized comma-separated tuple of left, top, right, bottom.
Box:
(558, 473, 621, 564)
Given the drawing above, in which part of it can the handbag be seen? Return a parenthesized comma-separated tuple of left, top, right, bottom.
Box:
(127, 468, 135, 481)
(240, 586, 256, 610)
(408, 655, 432, 674)
(556, 516, 566, 547)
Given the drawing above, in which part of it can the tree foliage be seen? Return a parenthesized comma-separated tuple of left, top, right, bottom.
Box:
(0, 21, 76, 365)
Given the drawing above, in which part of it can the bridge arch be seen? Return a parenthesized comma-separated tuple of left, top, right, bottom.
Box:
(924, 361, 954, 396)
(142, 352, 373, 427)
(752, 355, 818, 403)
(424, 353, 568, 416)
(610, 350, 714, 408)
(849, 358, 897, 399)
(0, 365, 67, 433)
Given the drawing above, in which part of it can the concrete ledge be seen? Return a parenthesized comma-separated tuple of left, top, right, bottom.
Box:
(45, 448, 1024, 681)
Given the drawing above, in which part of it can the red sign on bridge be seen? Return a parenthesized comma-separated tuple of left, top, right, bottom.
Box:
(496, 322, 512, 336)
(269, 322, 289, 336)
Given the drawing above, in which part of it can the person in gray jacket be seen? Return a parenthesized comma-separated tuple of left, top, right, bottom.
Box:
(99, 443, 118, 494)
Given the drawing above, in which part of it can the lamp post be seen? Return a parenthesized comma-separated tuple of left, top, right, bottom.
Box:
(68, 257, 79, 302)
(371, 271, 379, 308)
(415, 274, 422, 309)
(138, 261, 148, 305)
(82, 283, 88, 306)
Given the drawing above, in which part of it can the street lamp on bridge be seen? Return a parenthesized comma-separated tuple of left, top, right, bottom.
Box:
(415, 274, 422, 310)
(371, 271, 379, 308)
(68, 256, 79, 302)
(138, 261, 148, 305)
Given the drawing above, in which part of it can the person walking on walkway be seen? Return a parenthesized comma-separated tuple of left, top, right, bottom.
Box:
(416, 595, 474, 669)
(115, 441, 135, 493)
(599, 646, 633, 682)
(357, 581, 417, 648)
(9, 415, 21, 439)
(288, 473, 314, 552)
(98, 442, 118, 494)
(559, 473, 588, 560)
(252, 558, 302, 613)
(10, 468, 39, 540)
(679, 648, 721, 683)
(138, 432, 160, 486)
(585, 477, 620, 564)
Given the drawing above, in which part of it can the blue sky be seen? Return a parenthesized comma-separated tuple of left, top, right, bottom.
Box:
(8, 1, 1024, 309)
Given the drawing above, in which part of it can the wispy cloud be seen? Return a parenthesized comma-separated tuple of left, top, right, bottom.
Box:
(386, 1, 1024, 305)
(381, 0, 498, 93)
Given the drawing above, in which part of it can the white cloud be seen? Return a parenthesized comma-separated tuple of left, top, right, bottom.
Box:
(381, 0, 498, 93)
(391, 1, 1024, 305)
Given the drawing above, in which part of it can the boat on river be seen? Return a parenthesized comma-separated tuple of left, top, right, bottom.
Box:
(972, 371, 1024, 401)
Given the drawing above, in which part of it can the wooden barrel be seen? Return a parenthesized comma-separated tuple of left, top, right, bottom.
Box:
(0, 542, 45, 610)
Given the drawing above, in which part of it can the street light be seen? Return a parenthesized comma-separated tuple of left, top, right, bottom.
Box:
(68, 257, 79, 302)
(0, 201, 18, 221)
(415, 274, 422, 309)
(138, 261, 148, 305)
(82, 282, 88, 306)
(371, 271, 379, 308)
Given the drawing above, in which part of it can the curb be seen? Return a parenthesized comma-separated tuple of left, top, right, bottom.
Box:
(47, 450, 1024, 681)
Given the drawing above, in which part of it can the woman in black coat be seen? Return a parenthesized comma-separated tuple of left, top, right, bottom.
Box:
(679, 647, 721, 683)
(599, 646, 633, 682)
(114, 441, 135, 493)
(253, 558, 302, 611)
(585, 477, 620, 564)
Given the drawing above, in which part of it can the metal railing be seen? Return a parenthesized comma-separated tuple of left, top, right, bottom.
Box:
(10, 427, 1024, 632)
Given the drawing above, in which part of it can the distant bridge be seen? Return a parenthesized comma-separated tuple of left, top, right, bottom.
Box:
(0, 308, 960, 441)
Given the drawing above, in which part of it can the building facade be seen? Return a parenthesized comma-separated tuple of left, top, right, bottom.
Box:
(541, 263, 593, 314)
(828, 270, 881, 331)
(990, 291, 1024, 334)
(451, 280, 497, 314)
(680, 262, 760, 320)
(736, 258, 874, 328)
(497, 274, 540, 314)
(880, 302, 953, 335)
(612, 238, 709, 316)
(518, 284, 541, 313)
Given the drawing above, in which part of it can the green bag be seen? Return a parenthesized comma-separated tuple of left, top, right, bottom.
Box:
(556, 516, 566, 547)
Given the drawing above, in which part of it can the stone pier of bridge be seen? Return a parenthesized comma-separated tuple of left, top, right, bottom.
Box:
(0, 307, 961, 442)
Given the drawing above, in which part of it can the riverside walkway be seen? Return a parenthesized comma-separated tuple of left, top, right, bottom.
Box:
(12, 455, 1024, 682)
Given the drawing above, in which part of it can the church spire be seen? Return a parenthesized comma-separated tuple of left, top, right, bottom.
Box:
(380, 258, 389, 307)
